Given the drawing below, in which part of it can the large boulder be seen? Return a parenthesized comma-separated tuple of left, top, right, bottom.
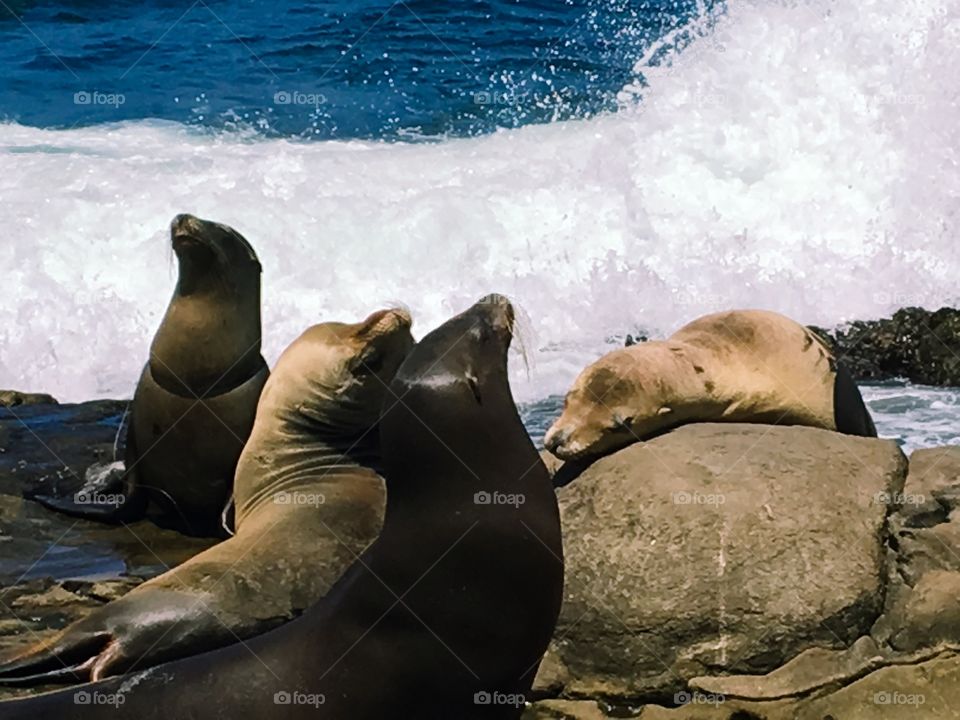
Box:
(535, 423, 907, 701)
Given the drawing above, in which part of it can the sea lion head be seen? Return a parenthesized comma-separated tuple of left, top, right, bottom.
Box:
(170, 213, 261, 296)
(268, 307, 415, 432)
(379, 294, 518, 508)
(390, 293, 515, 411)
(544, 348, 674, 461)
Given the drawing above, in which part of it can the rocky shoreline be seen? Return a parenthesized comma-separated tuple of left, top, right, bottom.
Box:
(809, 306, 960, 386)
(1, 306, 959, 716)
(3, 417, 960, 717)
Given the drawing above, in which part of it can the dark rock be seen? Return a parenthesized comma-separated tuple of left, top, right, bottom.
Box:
(810, 306, 960, 385)
(0, 399, 128, 501)
(0, 392, 58, 408)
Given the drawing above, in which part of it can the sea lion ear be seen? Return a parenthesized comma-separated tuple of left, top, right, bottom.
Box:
(657, 406, 673, 416)
(465, 371, 482, 404)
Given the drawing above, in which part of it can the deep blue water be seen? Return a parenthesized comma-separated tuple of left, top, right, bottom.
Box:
(0, 0, 713, 139)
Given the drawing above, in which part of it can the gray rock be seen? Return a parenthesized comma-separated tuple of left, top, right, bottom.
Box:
(535, 424, 907, 701)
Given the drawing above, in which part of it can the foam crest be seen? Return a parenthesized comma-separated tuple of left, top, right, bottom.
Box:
(1, 0, 958, 403)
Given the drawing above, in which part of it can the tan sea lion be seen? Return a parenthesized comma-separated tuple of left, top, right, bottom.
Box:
(31, 214, 268, 537)
(545, 309, 877, 461)
(0, 308, 413, 685)
(0, 295, 563, 720)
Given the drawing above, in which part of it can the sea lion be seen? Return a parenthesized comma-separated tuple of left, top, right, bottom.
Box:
(31, 214, 268, 536)
(0, 294, 564, 720)
(0, 308, 413, 686)
(545, 309, 877, 461)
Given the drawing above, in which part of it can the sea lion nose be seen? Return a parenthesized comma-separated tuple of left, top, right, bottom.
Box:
(544, 425, 568, 454)
(478, 294, 515, 333)
(171, 213, 202, 236)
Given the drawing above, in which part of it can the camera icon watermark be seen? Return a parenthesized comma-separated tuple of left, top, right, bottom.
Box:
(873, 491, 927, 506)
(690, 92, 726, 107)
(273, 690, 326, 707)
(873, 291, 932, 307)
(474, 490, 525, 508)
(473, 690, 525, 707)
(74, 690, 125, 706)
(74, 491, 126, 507)
(473, 91, 528, 106)
(672, 289, 730, 307)
(674, 690, 725, 706)
(874, 690, 925, 706)
(74, 91, 125, 108)
(273, 491, 326, 507)
(274, 90, 327, 108)
(672, 491, 726, 506)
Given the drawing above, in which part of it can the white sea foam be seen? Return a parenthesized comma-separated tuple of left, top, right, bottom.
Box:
(1, 0, 958, 410)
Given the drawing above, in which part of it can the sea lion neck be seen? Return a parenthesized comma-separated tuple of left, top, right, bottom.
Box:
(149, 275, 264, 397)
(233, 417, 382, 523)
(377, 364, 549, 539)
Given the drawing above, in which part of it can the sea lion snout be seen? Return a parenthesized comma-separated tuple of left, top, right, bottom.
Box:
(478, 293, 515, 336)
(543, 425, 569, 456)
(170, 213, 206, 242)
(359, 307, 413, 338)
(544, 422, 592, 460)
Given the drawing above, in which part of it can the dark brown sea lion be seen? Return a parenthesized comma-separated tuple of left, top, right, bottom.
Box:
(30, 214, 268, 536)
(0, 308, 412, 687)
(0, 294, 564, 719)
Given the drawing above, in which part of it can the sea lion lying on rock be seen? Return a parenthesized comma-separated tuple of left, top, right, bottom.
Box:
(545, 309, 876, 461)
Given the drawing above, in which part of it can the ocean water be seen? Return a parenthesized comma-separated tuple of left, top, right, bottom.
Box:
(1, 0, 958, 452)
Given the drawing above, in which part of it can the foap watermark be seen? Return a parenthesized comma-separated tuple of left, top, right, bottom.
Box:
(675, 691, 726, 707)
(473, 691, 525, 708)
(874, 690, 925, 707)
(673, 290, 730, 307)
(874, 491, 927, 507)
(274, 90, 327, 108)
(688, 92, 727, 108)
(74, 491, 125, 507)
(273, 491, 325, 507)
(872, 291, 950, 307)
(859, 92, 926, 109)
(274, 690, 326, 707)
(474, 490, 525, 508)
(74, 690, 125, 707)
(473, 91, 528, 106)
(74, 91, 125, 108)
(673, 491, 725, 506)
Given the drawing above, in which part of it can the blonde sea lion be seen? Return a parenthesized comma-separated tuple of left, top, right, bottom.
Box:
(0, 308, 413, 686)
(31, 214, 268, 536)
(0, 295, 563, 720)
(545, 309, 877, 461)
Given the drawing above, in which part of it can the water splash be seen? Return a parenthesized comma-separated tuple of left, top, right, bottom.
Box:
(1, 0, 959, 405)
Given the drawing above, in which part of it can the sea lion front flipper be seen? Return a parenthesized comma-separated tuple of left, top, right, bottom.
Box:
(0, 626, 110, 686)
(833, 361, 878, 437)
(28, 460, 148, 524)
